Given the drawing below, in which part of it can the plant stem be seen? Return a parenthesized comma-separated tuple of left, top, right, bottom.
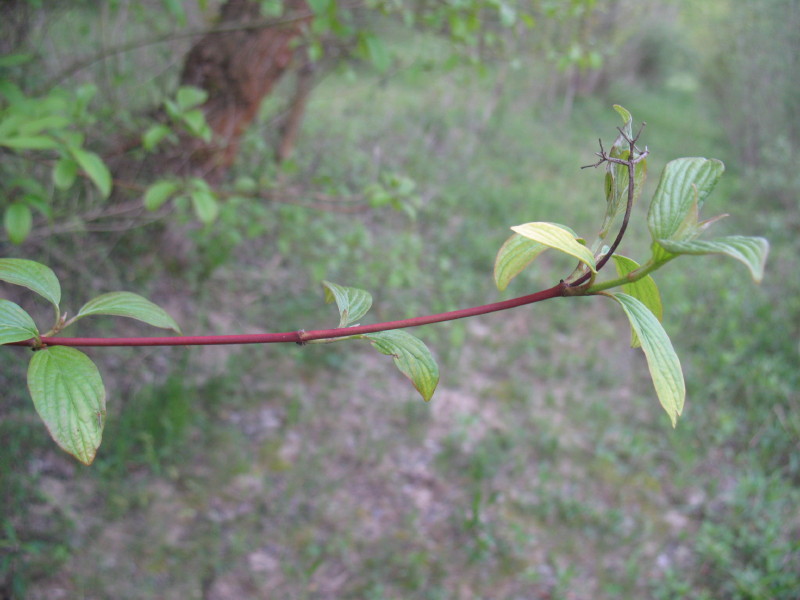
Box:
(10, 282, 567, 349)
(586, 257, 672, 294)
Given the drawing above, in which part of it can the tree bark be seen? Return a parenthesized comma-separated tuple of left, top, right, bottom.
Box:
(173, 0, 312, 181)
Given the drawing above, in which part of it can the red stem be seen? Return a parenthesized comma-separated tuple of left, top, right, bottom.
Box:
(9, 282, 567, 348)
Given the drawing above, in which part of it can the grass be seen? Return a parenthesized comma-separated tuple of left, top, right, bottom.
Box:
(2, 4, 799, 599)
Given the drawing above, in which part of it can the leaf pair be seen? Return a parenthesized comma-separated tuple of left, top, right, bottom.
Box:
(1, 258, 180, 465)
(321, 281, 439, 402)
(648, 157, 769, 281)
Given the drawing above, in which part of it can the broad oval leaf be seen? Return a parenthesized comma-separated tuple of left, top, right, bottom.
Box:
(322, 281, 373, 328)
(493, 233, 548, 291)
(190, 189, 219, 224)
(142, 124, 172, 151)
(70, 147, 112, 198)
(53, 157, 78, 190)
(657, 236, 769, 283)
(647, 157, 724, 242)
(76, 291, 181, 333)
(364, 330, 439, 402)
(4, 202, 33, 245)
(176, 86, 208, 111)
(611, 254, 664, 348)
(0, 298, 39, 344)
(143, 179, 181, 211)
(0, 257, 61, 308)
(27, 346, 106, 465)
(510, 222, 596, 273)
(608, 293, 685, 427)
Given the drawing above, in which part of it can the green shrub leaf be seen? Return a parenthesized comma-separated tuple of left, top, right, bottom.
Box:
(611, 254, 663, 348)
(69, 147, 112, 198)
(493, 233, 549, 291)
(27, 346, 106, 465)
(647, 157, 724, 243)
(76, 291, 181, 333)
(143, 179, 181, 211)
(190, 188, 219, 224)
(176, 86, 208, 111)
(0, 135, 60, 150)
(142, 124, 172, 151)
(322, 281, 373, 327)
(53, 157, 78, 190)
(364, 330, 439, 402)
(4, 202, 33, 244)
(0, 298, 38, 345)
(608, 293, 685, 427)
(657, 236, 770, 283)
(0, 257, 61, 308)
(510, 222, 596, 273)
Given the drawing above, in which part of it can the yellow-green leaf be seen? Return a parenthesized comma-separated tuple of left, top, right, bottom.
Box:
(510, 222, 596, 273)
(493, 233, 548, 291)
(27, 346, 106, 465)
(657, 236, 769, 283)
(608, 293, 685, 427)
(0, 298, 38, 345)
(364, 330, 439, 402)
(76, 291, 181, 333)
(611, 254, 663, 348)
(322, 281, 373, 328)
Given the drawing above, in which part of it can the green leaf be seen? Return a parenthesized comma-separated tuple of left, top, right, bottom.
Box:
(27, 346, 106, 465)
(364, 330, 439, 402)
(608, 293, 685, 427)
(142, 124, 172, 151)
(0, 298, 38, 345)
(510, 222, 596, 273)
(69, 147, 112, 198)
(647, 158, 724, 243)
(181, 109, 212, 141)
(52, 157, 78, 190)
(0, 135, 60, 150)
(322, 280, 373, 327)
(143, 179, 181, 211)
(611, 254, 663, 348)
(76, 291, 181, 333)
(493, 233, 548, 291)
(657, 236, 770, 283)
(175, 86, 208, 111)
(4, 203, 33, 245)
(190, 188, 219, 224)
(0, 258, 61, 308)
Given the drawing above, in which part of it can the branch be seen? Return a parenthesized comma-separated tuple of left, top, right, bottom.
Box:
(8, 282, 567, 348)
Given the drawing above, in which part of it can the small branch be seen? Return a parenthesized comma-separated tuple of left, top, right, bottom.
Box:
(8, 282, 567, 348)
(571, 124, 648, 288)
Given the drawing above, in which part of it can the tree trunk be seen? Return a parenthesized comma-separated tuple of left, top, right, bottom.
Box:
(174, 0, 311, 181)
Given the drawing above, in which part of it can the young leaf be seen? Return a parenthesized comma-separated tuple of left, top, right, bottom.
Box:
(190, 188, 219, 224)
(143, 179, 181, 211)
(657, 236, 769, 283)
(611, 254, 664, 348)
(322, 281, 373, 327)
(607, 293, 685, 427)
(0, 258, 61, 308)
(75, 291, 181, 333)
(0, 298, 39, 345)
(363, 330, 439, 402)
(175, 86, 208, 111)
(493, 233, 549, 291)
(510, 222, 596, 273)
(4, 202, 33, 244)
(52, 157, 78, 190)
(27, 346, 106, 465)
(142, 124, 172, 151)
(0, 135, 60, 150)
(69, 147, 112, 198)
(647, 158, 724, 243)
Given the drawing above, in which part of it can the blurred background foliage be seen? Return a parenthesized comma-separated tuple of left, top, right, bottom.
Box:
(1, 0, 798, 598)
